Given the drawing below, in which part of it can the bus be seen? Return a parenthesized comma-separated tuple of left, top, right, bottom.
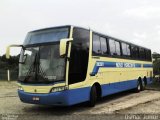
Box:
(6, 25, 153, 107)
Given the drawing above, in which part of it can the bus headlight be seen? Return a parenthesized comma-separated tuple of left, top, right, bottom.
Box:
(18, 86, 23, 91)
(50, 86, 68, 92)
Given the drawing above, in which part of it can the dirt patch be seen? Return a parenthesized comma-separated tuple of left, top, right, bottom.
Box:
(75, 90, 160, 114)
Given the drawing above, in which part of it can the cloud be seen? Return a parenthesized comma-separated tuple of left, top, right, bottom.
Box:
(156, 25, 160, 30)
(1, 0, 160, 55)
(133, 32, 147, 39)
(157, 30, 160, 35)
(130, 38, 144, 46)
(124, 6, 160, 19)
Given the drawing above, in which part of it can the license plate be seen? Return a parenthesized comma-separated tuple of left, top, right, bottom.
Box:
(32, 97, 40, 101)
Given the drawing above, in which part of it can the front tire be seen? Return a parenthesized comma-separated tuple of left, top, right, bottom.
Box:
(88, 85, 97, 107)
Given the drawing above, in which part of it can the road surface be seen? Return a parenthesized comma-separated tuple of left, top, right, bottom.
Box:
(0, 81, 160, 120)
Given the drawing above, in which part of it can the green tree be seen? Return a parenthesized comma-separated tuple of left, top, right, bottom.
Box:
(152, 52, 160, 75)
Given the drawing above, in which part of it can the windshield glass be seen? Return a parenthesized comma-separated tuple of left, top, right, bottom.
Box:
(24, 27, 69, 45)
(19, 44, 65, 83)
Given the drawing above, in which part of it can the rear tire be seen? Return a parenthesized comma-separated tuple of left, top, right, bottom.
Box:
(142, 77, 147, 90)
(141, 80, 145, 90)
(134, 80, 141, 92)
(88, 85, 97, 107)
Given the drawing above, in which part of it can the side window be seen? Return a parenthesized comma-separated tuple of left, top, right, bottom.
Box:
(131, 45, 139, 59)
(115, 41, 121, 56)
(139, 48, 145, 60)
(109, 39, 121, 56)
(146, 50, 152, 61)
(100, 37, 108, 55)
(109, 39, 116, 55)
(122, 43, 131, 57)
(126, 44, 131, 56)
(93, 34, 101, 55)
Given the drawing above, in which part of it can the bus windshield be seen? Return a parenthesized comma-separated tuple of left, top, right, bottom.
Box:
(18, 27, 69, 84)
(24, 27, 69, 45)
(18, 44, 66, 84)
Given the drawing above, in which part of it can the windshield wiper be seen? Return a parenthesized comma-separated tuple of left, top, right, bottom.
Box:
(23, 53, 37, 82)
(36, 51, 49, 82)
(23, 51, 49, 83)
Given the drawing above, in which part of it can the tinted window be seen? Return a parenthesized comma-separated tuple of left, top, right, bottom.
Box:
(122, 43, 131, 56)
(93, 34, 101, 55)
(109, 39, 116, 55)
(145, 50, 152, 61)
(115, 41, 121, 56)
(100, 37, 108, 55)
(131, 45, 139, 59)
(109, 39, 121, 56)
(139, 48, 145, 59)
(127, 44, 131, 56)
(69, 28, 90, 84)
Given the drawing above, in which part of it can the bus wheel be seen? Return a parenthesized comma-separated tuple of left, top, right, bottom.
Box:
(142, 77, 147, 90)
(88, 85, 97, 107)
(134, 80, 141, 92)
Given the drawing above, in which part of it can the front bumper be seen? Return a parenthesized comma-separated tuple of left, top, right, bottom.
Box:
(18, 90, 70, 106)
(18, 87, 90, 106)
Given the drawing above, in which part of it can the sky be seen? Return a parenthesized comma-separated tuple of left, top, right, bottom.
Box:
(0, 0, 160, 55)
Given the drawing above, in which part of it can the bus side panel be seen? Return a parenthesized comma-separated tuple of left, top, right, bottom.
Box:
(101, 83, 119, 96)
(67, 87, 90, 105)
(101, 79, 137, 97)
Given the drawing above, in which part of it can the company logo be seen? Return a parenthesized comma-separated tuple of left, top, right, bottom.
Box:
(34, 89, 37, 93)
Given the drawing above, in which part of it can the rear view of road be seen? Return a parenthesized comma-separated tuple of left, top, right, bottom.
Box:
(0, 81, 160, 120)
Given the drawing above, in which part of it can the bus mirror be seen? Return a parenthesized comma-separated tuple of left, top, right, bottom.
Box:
(60, 38, 73, 57)
(19, 54, 28, 64)
(6, 45, 23, 59)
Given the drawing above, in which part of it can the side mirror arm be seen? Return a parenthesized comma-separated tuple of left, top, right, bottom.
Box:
(6, 44, 23, 59)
